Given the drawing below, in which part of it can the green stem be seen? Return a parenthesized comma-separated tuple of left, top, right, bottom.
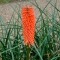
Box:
(26, 45, 30, 60)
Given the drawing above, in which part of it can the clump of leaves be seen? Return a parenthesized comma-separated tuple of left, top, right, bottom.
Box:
(0, 0, 60, 60)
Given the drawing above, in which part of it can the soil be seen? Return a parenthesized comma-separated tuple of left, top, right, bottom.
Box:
(0, 0, 60, 22)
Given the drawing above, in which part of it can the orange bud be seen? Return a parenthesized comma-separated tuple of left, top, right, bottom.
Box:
(21, 6, 35, 46)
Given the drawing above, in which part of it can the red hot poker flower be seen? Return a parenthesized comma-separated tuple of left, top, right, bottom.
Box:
(21, 6, 35, 46)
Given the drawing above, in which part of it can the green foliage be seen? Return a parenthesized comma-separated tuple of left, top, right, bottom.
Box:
(0, 0, 11, 3)
(0, 0, 60, 60)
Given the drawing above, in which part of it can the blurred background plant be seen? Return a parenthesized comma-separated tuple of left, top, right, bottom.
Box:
(0, 0, 60, 60)
(0, 0, 11, 3)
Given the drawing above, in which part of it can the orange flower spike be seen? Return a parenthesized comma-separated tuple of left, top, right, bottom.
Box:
(21, 6, 35, 46)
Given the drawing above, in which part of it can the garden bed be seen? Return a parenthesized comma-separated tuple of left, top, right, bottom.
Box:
(0, 0, 60, 60)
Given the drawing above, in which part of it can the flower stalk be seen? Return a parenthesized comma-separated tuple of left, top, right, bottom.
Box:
(21, 6, 35, 60)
